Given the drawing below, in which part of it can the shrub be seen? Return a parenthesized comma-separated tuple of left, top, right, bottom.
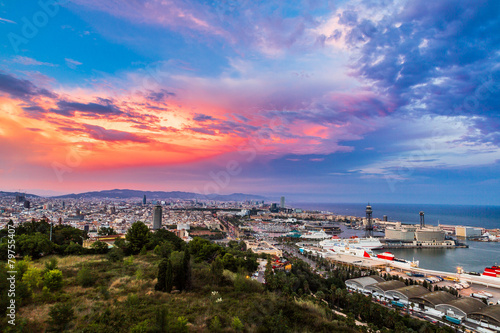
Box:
(44, 257, 58, 273)
(107, 247, 124, 262)
(47, 303, 75, 332)
(231, 316, 244, 331)
(210, 316, 222, 332)
(65, 241, 83, 255)
(91, 241, 109, 254)
(77, 266, 95, 287)
(44, 269, 63, 291)
(22, 266, 43, 293)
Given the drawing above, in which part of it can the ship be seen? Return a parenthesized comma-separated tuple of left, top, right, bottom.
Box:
(328, 244, 374, 258)
(376, 251, 420, 268)
(482, 266, 500, 277)
(319, 236, 383, 250)
(300, 230, 331, 240)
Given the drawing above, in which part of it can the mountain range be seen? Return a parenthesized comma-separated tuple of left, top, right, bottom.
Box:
(50, 189, 266, 201)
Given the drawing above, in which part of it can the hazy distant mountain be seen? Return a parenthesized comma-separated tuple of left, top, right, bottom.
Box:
(51, 189, 266, 201)
(0, 191, 39, 198)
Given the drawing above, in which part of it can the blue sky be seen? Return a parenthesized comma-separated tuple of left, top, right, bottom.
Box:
(0, 0, 499, 204)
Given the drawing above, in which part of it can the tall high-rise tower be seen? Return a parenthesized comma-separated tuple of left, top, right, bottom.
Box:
(365, 203, 373, 237)
(280, 196, 285, 208)
(153, 205, 162, 230)
(419, 211, 425, 228)
(143, 195, 147, 206)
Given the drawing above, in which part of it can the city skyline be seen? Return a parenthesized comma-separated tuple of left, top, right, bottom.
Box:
(1, 1, 500, 205)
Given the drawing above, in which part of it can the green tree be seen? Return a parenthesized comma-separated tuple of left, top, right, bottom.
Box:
(126, 221, 151, 254)
(91, 240, 109, 254)
(44, 269, 63, 291)
(77, 266, 95, 287)
(165, 260, 173, 293)
(210, 256, 224, 286)
(47, 303, 75, 332)
(155, 258, 169, 292)
(154, 241, 174, 258)
(44, 257, 58, 273)
(16, 233, 52, 258)
(22, 266, 43, 293)
(64, 241, 83, 255)
(98, 227, 116, 236)
(181, 247, 191, 291)
(107, 247, 124, 262)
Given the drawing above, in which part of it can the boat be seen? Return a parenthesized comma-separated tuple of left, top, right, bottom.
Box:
(482, 266, 500, 277)
(300, 230, 331, 240)
(319, 236, 383, 250)
(328, 244, 373, 258)
(376, 252, 420, 268)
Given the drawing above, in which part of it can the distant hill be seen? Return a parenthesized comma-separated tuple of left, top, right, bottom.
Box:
(51, 189, 266, 201)
(0, 191, 39, 198)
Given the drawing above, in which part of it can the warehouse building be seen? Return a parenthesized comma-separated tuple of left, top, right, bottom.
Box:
(385, 285, 430, 305)
(364, 280, 406, 299)
(468, 305, 500, 331)
(345, 275, 385, 292)
(435, 297, 487, 320)
(409, 291, 457, 311)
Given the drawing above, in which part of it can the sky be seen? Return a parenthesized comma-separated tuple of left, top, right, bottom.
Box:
(0, 0, 499, 204)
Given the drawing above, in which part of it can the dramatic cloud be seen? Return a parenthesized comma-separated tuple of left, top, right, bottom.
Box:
(1, 0, 499, 203)
(0, 72, 56, 100)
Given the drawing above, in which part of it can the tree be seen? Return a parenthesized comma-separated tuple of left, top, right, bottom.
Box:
(64, 241, 83, 255)
(77, 267, 95, 287)
(98, 227, 116, 236)
(210, 256, 224, 286)
(155, 258, 168, 292)
(126, 221, 151, 254)
(181, 247, 191, 291)
(44, 269, 63, 291)
(91, 241, 109, 254)
(165, 260, 173, 293)
(16, 233, 52, 258)
(107, 247, 124, 262)
(47, 303, 75, 332)
(22, 266, 43, 293)
(154, 241, 174, 258)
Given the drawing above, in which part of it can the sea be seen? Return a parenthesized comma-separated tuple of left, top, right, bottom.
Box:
(293, 202, 500, 274)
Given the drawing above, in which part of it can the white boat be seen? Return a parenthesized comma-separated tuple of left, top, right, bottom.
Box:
(301, 230, 331, 240)
(328, 244, 374, 258)
(320, 236, 383, 250)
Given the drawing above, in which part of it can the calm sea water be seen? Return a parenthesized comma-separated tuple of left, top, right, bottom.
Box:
(294, 202, 500, 273)
(294, 203, 500, 230)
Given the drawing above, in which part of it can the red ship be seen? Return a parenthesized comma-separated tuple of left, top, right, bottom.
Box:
(482, 266, 500, 277)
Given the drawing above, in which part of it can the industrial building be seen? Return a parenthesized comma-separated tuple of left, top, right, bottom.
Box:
(410, 291, 457, 310)
(385, 224, 417, 241)
(364, 280, 406, 298)
(468, 305, 500, 331)
(455, 226, 483, 238)
(343, 275, 500, 331)
(435, 297, 487, 320)
(384, 285, 431, 304)
(345, 275, 385, 292)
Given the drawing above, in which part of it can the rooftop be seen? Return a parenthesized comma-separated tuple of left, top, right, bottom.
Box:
(410, 291, 457, 307)
(386, 285, 430, 299)
(469, 305, 500, 325)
